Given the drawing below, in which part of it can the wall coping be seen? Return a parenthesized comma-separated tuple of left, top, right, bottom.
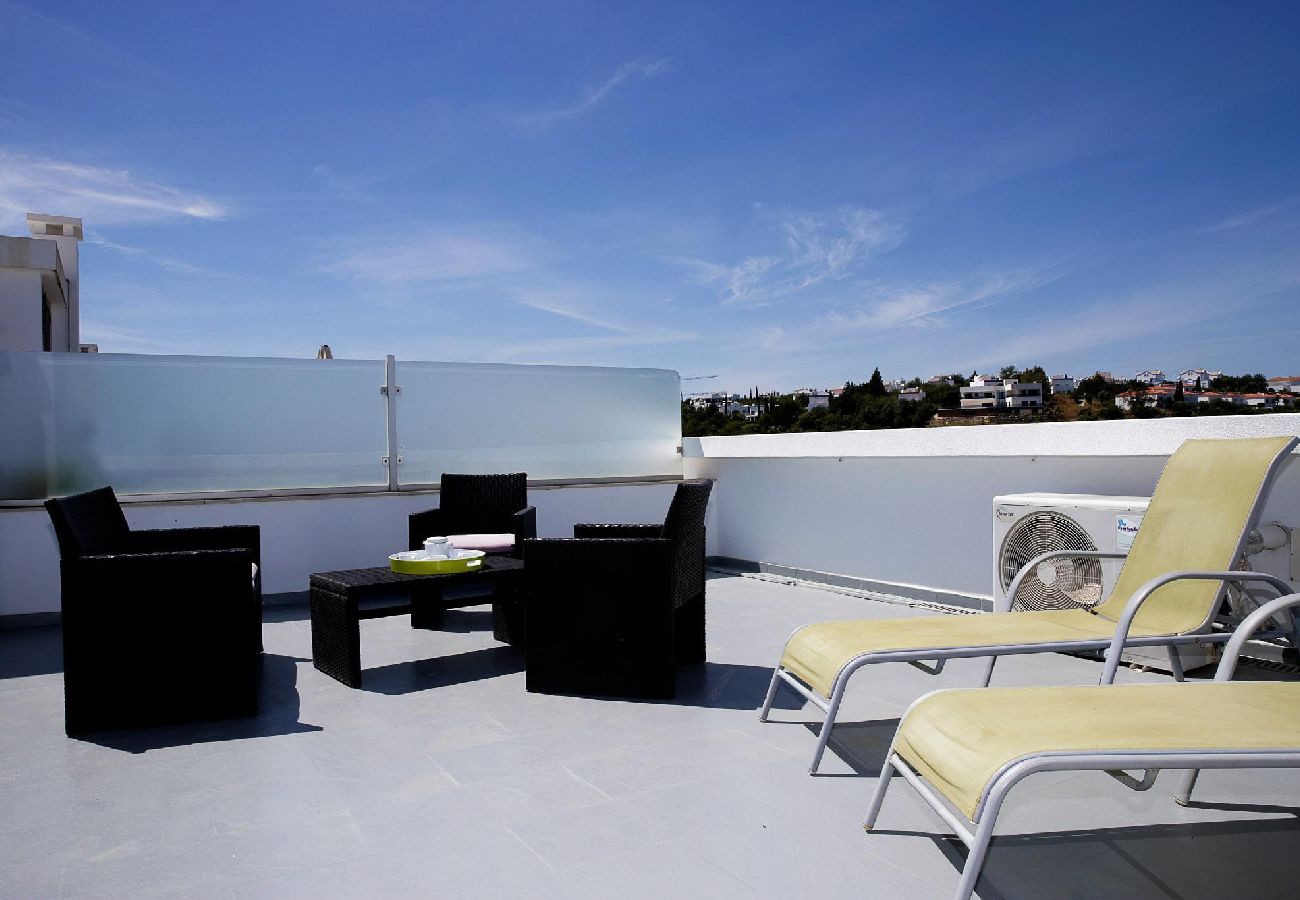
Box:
(683, 413, 1300, 459)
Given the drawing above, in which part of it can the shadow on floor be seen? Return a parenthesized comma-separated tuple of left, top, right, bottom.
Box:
(431, 607, 496, 634)
(0, 624, 62, 679)
(361, 644, 526, 695)
(878, 815, 1300, 899)
(793, 718, 900, 776)
(78, 653, 322, 753)
(534, 662, 812, 711)
(670, 661, 809, 711)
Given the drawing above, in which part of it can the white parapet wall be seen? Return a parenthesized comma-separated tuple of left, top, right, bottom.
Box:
(0, 481, 678, 618)
(684, 414, 1300, 606)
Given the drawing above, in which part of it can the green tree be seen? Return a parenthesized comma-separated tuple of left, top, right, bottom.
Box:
(1074, 374, 1117, 404)
(866, 368, 886, 397)
(1211, 373, 1268, 393)
(921, 381, 960, 409)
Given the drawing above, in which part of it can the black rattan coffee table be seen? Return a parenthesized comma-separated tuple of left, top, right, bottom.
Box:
(309, 556, 525, 688)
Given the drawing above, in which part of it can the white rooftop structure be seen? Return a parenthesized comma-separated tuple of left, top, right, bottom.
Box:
(0, 213, 84, 352)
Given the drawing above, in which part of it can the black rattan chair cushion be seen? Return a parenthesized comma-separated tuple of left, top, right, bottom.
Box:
(44, 486, 133, 558)
(438, 473, 529, 534)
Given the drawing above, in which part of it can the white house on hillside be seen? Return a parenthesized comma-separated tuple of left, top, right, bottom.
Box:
(1134, 369, 1166, 384)
(1179, 368, 1222, 387)
(960, 375, 1042, 411)
(1049, 374, 1075, 394)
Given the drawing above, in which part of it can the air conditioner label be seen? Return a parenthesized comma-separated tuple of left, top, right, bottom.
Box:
(1116, 515, 1143, 551)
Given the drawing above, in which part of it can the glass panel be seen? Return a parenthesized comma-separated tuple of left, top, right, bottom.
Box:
(397, 361, 682, 482)
(0, 351, 387, 498)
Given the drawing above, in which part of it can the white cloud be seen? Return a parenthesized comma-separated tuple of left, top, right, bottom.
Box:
(687, 207, 905, 307)
(324, 227, 539, 284)
(0, 151, 228, 229)
(1199, 200, 1297, 234)
(512, 289, 635, 333)
(86, 232, 214, 276)
(828, 269, 1057, 330)
(518, 57, 671, 127)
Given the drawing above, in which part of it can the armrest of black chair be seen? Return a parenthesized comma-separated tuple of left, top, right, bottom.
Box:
(573, 523, 663, 539)
(128, 526, 264, 647)
(513, 506, 537, 540)
(129, 525, 260, 559)
(511, 506, 538, 558)
(409, 507, 448, 551)
(67, 548, 255, 602)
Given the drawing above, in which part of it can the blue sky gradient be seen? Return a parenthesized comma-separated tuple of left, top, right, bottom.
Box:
(2, 1, 1297, 391)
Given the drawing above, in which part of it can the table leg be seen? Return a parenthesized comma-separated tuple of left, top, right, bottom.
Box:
(310, 586, 362, 688)
(410, 583, 445, 630)
(492, 570, 526, 647)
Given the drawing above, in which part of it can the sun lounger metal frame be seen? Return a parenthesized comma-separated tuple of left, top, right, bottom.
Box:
(863, 591, 1300, 900)
(760, 561, 1294, 772)
(760, 436, 1299, 773)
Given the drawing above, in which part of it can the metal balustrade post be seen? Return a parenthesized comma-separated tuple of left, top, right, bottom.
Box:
(382, 354, 401, 491)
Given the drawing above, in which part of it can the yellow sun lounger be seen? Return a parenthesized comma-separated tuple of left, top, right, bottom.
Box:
(760, 435, 1299, 772)
(864, 592, 1300, 900)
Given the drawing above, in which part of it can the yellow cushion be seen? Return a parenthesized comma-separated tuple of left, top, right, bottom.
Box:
(1092, 436, 1296, 634)
(780, 610, 1160, 699)
(895, 682, 1300, 820)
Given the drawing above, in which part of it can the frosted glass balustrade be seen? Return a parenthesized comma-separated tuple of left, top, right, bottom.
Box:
(396, 362, 682, 482)
(0, 352, 388, 497)
(0, 353, 682, 499)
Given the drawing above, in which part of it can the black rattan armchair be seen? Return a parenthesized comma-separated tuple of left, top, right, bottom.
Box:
(524, 537, 676, 698)
(573, 479, 713, 663)
(44, 486, 262, 735)
(408, 473, 537, 557)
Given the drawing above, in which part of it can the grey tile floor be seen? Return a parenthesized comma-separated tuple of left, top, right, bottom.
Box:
(2, 571, 1298, 898)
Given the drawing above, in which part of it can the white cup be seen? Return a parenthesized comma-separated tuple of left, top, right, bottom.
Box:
(423, 537, 452, 558)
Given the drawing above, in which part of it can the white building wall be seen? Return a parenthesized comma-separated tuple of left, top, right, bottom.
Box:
(0, 268, 44, 351)
(684, 414, 1300, 601)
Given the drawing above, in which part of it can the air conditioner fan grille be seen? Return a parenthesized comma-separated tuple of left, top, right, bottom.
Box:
(1000, 510, 1105, 611)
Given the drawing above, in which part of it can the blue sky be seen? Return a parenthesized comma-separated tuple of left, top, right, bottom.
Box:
(2, 1, 1298, 392)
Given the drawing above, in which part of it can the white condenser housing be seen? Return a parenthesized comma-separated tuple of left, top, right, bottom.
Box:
(992, 493, 1149, 613)
(993, 493, 1296, 673)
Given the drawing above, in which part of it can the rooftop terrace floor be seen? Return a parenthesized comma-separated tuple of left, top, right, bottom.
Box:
(3, 572, 1298, 898)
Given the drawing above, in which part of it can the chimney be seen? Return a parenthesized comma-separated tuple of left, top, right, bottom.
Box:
(27, 213, 84, 351)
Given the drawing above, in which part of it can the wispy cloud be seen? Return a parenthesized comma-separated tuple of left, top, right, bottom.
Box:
(86, 232, 216, 276)
(1199, 200, 1297, 234)
(323, 226, 540, 284)
(0, 151, 228, 229)
(685, 207, 905, 307)
(310, 164, 375, 204)
(518, 57, 671, 127)
(486, 328, 695, 362)
(512, 289, 634, 333)
(966, 260, 1300, 372)
(826, 269, 1058, 330)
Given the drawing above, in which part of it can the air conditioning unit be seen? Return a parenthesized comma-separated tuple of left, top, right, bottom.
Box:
(993, 493, 1149, 612)
(992, 492, 1219, 673)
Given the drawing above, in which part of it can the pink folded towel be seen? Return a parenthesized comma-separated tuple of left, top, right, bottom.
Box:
(447, 533, 515, 554)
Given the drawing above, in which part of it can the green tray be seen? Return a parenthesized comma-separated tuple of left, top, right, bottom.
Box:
(389, 550, 486, 575)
